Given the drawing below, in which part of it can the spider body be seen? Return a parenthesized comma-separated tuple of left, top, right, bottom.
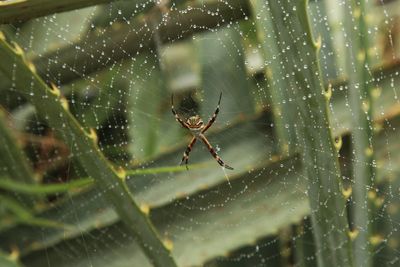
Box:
(171, 93, 233, 170)
(186, 115, 204, 132)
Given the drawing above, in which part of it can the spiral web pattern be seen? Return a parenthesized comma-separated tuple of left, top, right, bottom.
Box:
(0, 0, 399, 266)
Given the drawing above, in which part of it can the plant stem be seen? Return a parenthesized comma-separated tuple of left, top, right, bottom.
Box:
(0, 194, 67, 229)
(0, 164, 200, 195)
(0, 111, 35, 185)
(0, 178, 93, 195)
(265, 0, 353, 265)
(345, 0, 375, 266)
(0, 36, 178, 267)
(0, 0, 115, 23)
(0, 110, 36, 206)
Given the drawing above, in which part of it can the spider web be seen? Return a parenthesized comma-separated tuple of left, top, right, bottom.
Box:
(0, 0, 399, 266)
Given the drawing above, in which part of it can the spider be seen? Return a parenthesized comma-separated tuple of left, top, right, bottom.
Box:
(171, 92, 233, 170)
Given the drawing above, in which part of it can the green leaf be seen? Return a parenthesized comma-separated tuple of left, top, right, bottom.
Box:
(196, 26, 255, 125)
(21, 156, 310, 267)
(0, 5, 95, 117)
(0, 194, 67, 231)
(2, 59, 399, 262)
(90, 0, 151, 29)
(294, 217, 318, 267)
(10, 106, 400, 266)
(0, 116, 274, 255)
(69, 64, 128, 129)
(0, 250, 24, 267)
(162, 41, 200, 91)
(12, 8, 94, 56)
(0, 37, 178, 267)
(264, 0, 352, 265)
(372, 116, 400, 265)
(0, 195, 32, 220)
(205, 236, 282, 267)
(250, 0, 297, 154)
(0, 0, 250, 87)
(127, 51, 181, 160)
(344, 1, 376, 266)
(308, 0, 339, 81)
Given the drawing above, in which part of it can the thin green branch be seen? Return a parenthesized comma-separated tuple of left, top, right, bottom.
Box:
(0, 110, 36, 206)
(0, 0, 115, 23)
(0, 0, 192, 24)
(126, 163, 205, 176)
(0, 177, 93, 195)
(0, 163, 203, 195)
(16, 217, 69, 229)
(0, 194, 68, 229)
(0, 112, 35, 185)
(0, 36, 177, 267)
(0, 195, 32, 219)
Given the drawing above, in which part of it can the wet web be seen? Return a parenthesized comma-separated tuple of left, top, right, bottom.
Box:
(0, 0, 399, 266)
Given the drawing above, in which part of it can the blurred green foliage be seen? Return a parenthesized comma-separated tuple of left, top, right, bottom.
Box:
(0, 0, 399, 266)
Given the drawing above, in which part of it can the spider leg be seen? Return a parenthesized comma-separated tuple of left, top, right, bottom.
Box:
(171, 94, 190, 129)
(201, 92, 222, 133)
(180, 137, 197, 170)
(199, 133, 233, 170)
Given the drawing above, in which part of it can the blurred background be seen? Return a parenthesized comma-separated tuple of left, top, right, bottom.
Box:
(0, 0, 399, 266)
